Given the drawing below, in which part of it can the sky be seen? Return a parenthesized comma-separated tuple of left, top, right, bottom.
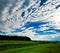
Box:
(0, 0, 60, 41)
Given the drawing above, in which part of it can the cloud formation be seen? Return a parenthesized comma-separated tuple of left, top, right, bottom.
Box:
(0, 0, 60, 41)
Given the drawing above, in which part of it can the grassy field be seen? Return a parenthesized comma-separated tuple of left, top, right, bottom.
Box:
(0, 40, 60, 53)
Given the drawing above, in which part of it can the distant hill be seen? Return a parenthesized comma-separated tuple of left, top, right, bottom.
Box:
(0, 35, 31, 41)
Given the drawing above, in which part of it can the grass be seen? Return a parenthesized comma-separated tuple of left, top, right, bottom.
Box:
(0, 40, 60, 53)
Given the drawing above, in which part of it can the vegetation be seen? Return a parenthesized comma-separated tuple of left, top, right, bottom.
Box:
(0, 40, 60, 53)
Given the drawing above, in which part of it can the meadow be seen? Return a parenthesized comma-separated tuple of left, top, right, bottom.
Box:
(0, 40, 60, 53)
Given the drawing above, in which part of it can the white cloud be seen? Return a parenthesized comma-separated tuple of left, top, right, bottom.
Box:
(1, 3, 12, 21)
(34, 35, 52, 41)
(40, 26, 48, 31)
(22, 29, 35, 40)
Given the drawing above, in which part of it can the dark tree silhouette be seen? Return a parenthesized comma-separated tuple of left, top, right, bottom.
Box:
(0, 35, 31, 41)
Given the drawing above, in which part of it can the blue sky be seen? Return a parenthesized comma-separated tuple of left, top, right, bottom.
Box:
(0, 0, 60, 41)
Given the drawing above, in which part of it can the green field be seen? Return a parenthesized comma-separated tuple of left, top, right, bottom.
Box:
(0, 40, 60, 53)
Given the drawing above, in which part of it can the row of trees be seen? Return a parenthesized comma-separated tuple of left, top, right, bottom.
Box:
(0, 35, 31, 41)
